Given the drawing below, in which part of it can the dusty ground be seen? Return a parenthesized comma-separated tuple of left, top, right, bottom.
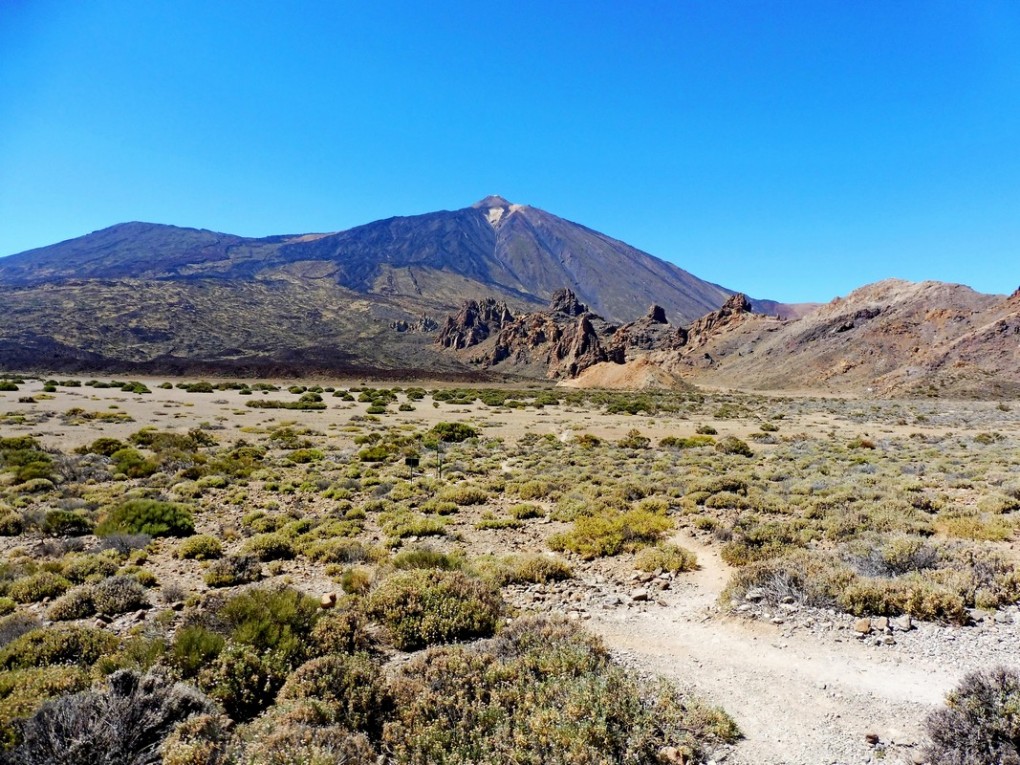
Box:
(2, 376, 1020, 764)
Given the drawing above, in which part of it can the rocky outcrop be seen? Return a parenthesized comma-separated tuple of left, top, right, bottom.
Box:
(390, 314, 439, 334)
(435, 299, 514, 349)
(610, 304, 689, 354)
(482, 290, 621, 378)
(684, 293, 753, 348)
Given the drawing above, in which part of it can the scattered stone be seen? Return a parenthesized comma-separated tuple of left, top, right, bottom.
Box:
(854, 618, 872, 634)
(320, 592, 337, 609)
(632, 588, 650, 602)
(745, 588, 765, 603)
(873, 616, 889, 632)
(865, 732, 880, 746)
(892, 614, 913, 632)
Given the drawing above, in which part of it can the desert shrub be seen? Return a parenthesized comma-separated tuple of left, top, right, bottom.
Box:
(109, 447, 159, 478)
(660, 435, 715, 449)
(437, 484, 490, 506)
(7, 572, 71, 603)
(0, 597, 15, 616)
(977, 493, 1020, 515)
(40, 510, 94, 537)
(838, 575, 969, 624)
(96, 533, 152, 556)
(198, 643, 286, 721)
(287, 448, 323, 464)
(0, 665, 91, 748)
(383, 616, 738, 765)
(242, 532, 295, 561)
(429, 422, 478, 443)
(0, 509, 24, 536)
(715, 436, 753, 457)
(204, 554, 262, 588)
(722, 550, 856, 608)
(618, 429, 651, 449)
(365, 569, 503, 650)
(334, 567, 372, 596)
(159, 713, 232, 765)
(91, 575, 148, 615)
(390, 547, 464, 571)
(237, 719, 376, 765)
(695, 424, 717, 435)
(311, 605, 374, 656)
(418, 498, 459, 515)
(511, 480, 550, 500)
(302, 538, 368, 564)
(170, 626, 226, 679)
(634, 542, 698, 573)
(0, 625, 119, 670)
(0, 614, 41, 649)
(61, 553, 119, 584)
(925, 666, 1020, 765)
(277, 653, 387, 734)
(219, 585, 320, 668)
(175, 534, 223, 560)
(46, 587, 96, 621)
(82, 437, 127, 457)
(548, 509, 672, 559)
(4, 668, 214, 761)
(97, 500, 194, 538)
(935, 512, 1013, 542)
(379, 510, 447, 540)
(475, 554, 573, 586)
(509, 503, 545, 520)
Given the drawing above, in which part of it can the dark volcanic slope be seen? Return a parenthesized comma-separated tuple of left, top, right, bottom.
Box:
(0, 196, 781, 374)
(0, 197, 764, 324)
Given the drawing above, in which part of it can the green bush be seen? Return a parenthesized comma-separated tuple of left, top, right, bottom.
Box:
(0, 665, 91, 747)
(41, 509, 94, 536)
(634, 542, 698, 573)
(311, 605, 374, 656)
(0, 510, 24, 536)
(0, 625, 119, 669)
(475, 554, 573, 586)
(242, 532, 296, 561)
(277, 653, 387, 734)
(715, 436, 753, 457)
(97, 499, 195, 538)
(365, 569, 502, 651)
(46, 587, 96, 621)
(7, 572, 71, 603)
(383, 616, 738, 765)
(220, 585, 320, 668)
(548, 509, 673, 559)
(175, 534, 223, 560)
(170, 625, 226, 678)
(198, 642, 286, 721)
(429, 422, 478, 443)
(204, 554, 262, 587)
(91, 575, 148, 615)
(61, 553, 119, 584)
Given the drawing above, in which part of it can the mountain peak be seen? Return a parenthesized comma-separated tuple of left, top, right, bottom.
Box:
(472, 195, 513, 209)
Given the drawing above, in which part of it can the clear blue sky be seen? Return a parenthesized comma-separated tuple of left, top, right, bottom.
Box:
(1, 1, 1018, 302)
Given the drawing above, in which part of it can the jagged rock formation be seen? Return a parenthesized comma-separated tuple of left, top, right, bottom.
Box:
(609, 304, 689, 355)
(438, 290, 762, 381)
(683, 293, 754, 349)
(435, 299, 514, 349)
(390, 314, 439, 333)
(438, 289, 623, 379)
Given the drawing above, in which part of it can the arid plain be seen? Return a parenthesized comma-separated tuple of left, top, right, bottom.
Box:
(1, 376, 1019, 764)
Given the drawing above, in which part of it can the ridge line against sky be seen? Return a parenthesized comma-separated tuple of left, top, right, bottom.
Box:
(1, 1, 1018, 303)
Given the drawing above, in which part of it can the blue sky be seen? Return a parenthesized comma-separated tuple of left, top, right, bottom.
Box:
(1, 1, 1017, 302)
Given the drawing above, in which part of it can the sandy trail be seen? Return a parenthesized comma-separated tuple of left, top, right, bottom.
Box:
(590, 534, 952, 764)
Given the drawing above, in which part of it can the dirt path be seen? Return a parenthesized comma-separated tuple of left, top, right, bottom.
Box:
(589, 534, 951, 764)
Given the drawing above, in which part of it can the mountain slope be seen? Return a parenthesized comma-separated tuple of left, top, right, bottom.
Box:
(654, 279, 1019, 397)
(0, 197, 770, 324)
